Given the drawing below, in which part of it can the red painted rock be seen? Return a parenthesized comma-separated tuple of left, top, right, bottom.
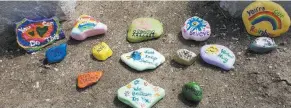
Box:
(77, 71, 103, 88)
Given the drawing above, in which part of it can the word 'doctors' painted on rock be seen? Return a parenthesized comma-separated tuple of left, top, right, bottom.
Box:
(242, 1, 291, 37)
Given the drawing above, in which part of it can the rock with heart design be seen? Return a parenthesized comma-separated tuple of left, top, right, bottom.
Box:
(127, 18, 163, 42)
(45, 43, 67, 64)
(15, 17, 65, 53)
(249, 37, 277, 53)
(117, 78, 165, 108)
(77, 71, 103, 89)
(92, 42, 113, 61)
(173, 49, 197, 66)
(181, 16, 211, 41)
(71, 15, 107, 40)
(200, 44, 235, 70)
(120, 48, 165, 71)
(182, 82, 203, 102)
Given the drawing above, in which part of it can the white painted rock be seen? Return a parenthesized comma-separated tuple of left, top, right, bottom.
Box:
(181, 16, 211, 41)
(200, 44, 235, 70)
(118, 78, 165, 108)
(249, 37, 277, 53)
(120, 48, 165, 71)
(173, 49, 197, 66)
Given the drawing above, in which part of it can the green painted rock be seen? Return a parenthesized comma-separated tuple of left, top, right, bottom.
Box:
(127, 18, 163, 42)
(249, 37, 277, 53)
(182, 82, 203, 102)
(173, 49, 197, 66)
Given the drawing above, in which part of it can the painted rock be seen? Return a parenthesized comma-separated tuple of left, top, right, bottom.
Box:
(127, 18, 163, 42)
(242, 1, 291, 37)
(173, 49, 197, 66)
(200, 44, 235, 70)
(181, 16, 211, 41)
(71, 15, 107, 40)
(249, 37, 277, 53)
(45, 43, 67, 64)
(182, 82, 203, 102)
(15, 17, 65, 53)
(92, 42, 113, 61)
(118, 78, 165, 108)
(120, 48, 165, 71)
(77, 71, 103, 89)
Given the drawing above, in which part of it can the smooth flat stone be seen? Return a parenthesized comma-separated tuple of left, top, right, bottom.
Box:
(242, 1, 290, 37)
(15, 17, 65, 53)
(200, 44, 235, 70)
(92, 42, 113, 61)
(182, 82, 203, 102)
(249, 37, 277, 53)
(120, 48, 165, 71)
(71, 15, 107, 40)
(118, 78, 165, 108)
(173, 49, 197, 66)
(181, 16, 211, 41)
(45, 43, 67, 64)
(77, 71, 103, 89)
(127, 18, 163, 42)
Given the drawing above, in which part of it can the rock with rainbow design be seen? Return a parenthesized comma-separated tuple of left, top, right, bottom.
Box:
(71, 15, 107, 41)
(242, 1, 290, 37)
(181, 16, 211, 41)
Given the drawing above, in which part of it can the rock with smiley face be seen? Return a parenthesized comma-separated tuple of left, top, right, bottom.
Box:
(181, 16, 211, 41)
(200, 44, 235, 70)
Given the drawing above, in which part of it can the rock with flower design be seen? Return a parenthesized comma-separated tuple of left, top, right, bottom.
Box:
(181, 16, 211, 41)
(249, 37, 277, 53)
(118, 78, 165, 108)
(120, 48, 165, 71)
(127, 18, 163, 42)
(71, 15, 107, 41)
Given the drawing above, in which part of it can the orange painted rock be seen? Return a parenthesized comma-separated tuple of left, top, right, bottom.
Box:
(77, 71, 103, 88)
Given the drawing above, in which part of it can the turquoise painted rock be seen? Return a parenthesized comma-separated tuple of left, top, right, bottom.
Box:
(182, 82, 203, 102)
(173, 49, 197, 66)
(127, 18, 163, 42)
(249, 37, 277, 53)
(45, 43, 67, 63)
(118, 78, 165, 108)
(120, 48, 165, 71)
(181, 16, 211, 41)
(200, 44, 235, 70)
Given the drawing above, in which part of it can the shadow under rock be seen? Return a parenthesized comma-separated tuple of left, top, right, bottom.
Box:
(178, 93, 200, 107)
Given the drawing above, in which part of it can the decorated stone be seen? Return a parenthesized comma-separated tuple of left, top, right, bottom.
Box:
(77, 71, 103, 89)
(249, 37, 277, 53)
(182, 82, 203, 102)
(127, 18, 163, 42)
(173, 49, 197, 66)
(45, 43, 67, 64)
(181, 16, 211, 41)
(92, 42, 113, 61)
(15, 17, 65, 53)
(200, 44, 235, 70)
(242, 1, 291, 37)
(120, 48, 165, 71)
(71, 15, 107, 40)
(118, 78, 165, 108)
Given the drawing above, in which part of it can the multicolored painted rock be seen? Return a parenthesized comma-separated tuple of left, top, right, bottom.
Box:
(242, 1, 291, 37)
(92, 42, 113, 61)
(200, 44, 235, 70)
(118, 78, 165, 108)
(182, 82, 203, 102)
(249, 37, 277, 53)
(45, 43, 67, 64)
(127, 18, 163, 42)
(181, 16, 211, 41)
(173, 49, 197, 66)
(120, 48, 165, 71)
(77, 71, 103, 89)
(15, 17, 65, 53)
(71, 15, 107, 40)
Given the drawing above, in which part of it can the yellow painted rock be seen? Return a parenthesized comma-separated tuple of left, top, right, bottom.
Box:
(92, 42, 113, 61)
(242, 1, 290, 37)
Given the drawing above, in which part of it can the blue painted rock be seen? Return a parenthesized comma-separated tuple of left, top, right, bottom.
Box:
(181, 16, 211, 41)
(120, 48, 165, 71)
(249, 37, 277, 53)
(173, 49, 197, 66)
(15, 17, 65, 53)
(200, 44, 235, 70)
(45, 43, 67, 63)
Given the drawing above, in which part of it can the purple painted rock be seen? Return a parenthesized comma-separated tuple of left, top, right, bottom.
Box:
(181, 16, 211, 41)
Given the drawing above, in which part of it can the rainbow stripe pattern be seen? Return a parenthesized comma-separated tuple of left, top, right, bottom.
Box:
(248, 11, 282, 30)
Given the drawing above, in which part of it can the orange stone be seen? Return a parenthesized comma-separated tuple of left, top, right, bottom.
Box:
(77, 71, 103, 88)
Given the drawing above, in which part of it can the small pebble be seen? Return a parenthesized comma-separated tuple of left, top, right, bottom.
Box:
(92, 42, 113, 61)
(181, 16, 211, 41)
(45, 43, 67, 64)
(173, 49, 197, 66)
(182, 82, 203, 102)
(77, 71, 103, 89)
